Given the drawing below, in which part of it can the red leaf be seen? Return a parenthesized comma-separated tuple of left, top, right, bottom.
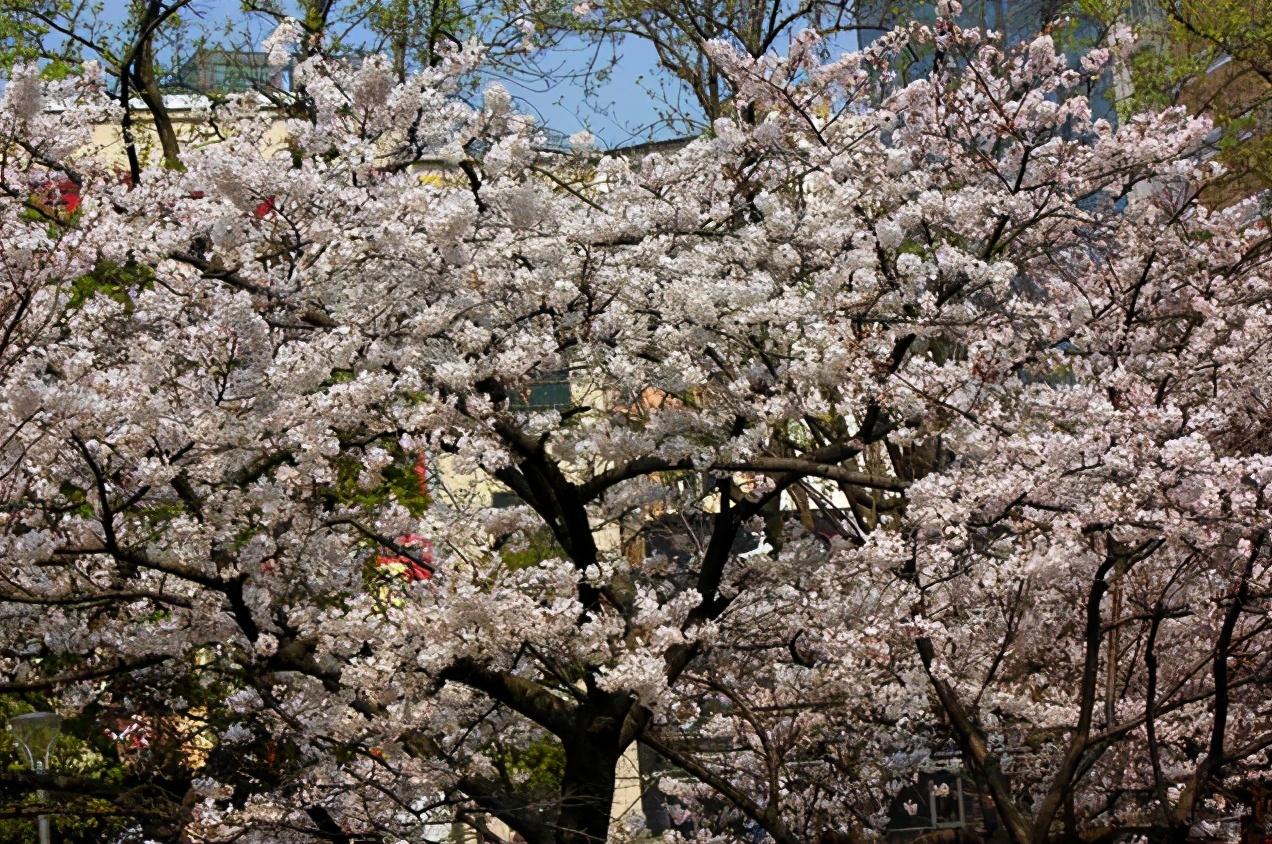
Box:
(414, 453, 429, 494)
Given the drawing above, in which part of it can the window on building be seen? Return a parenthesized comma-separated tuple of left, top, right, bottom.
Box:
(507, 370, 571, 410)
(491, 490, 520, 508)
(178, 49, 284, 94)
(885, 772, 975, 843)
(930, 777, 965, 828)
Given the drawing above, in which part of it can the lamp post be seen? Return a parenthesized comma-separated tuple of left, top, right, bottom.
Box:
(8, 712, 61, 844)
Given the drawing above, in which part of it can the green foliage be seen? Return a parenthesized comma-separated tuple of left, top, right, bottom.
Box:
(1126, 1, 1272, 199)
(326, 447, 432, 517)
(1, 696, 133, 844)
(0, 7, 50, 74)
(1172, 0, 1272, 74)
(385, 461, 433, 516)
(500, 735, 566, 796)
(38, 57, 77, 79)
(1, 646, 269, 840)
(500, 526, 565, 570)
(56, 481, 94, 520)
(67, 260, 157, 311)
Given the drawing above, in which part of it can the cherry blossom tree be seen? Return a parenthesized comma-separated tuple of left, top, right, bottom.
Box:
(1, 13, 1270, 844)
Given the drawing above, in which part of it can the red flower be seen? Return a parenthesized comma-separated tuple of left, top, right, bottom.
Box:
(375, 534, 434, 581)
(56, 178, 80, 213)
(28, 173, 80, 217)
(254, 196, 276, 219)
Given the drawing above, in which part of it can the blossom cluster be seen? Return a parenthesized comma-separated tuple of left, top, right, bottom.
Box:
(0, 22, 1268, 844)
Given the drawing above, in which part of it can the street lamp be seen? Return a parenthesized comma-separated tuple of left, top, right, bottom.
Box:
(8, 711, 61, 844)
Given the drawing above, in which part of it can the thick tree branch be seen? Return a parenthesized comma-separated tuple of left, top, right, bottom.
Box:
(440, 658, 578, 739)
(0, 653, 174, 692)
(641, 731, 801, 844)
(917, 636, 1033, 844)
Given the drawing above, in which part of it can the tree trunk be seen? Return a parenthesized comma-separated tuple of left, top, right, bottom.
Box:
(556, 711, 622, 844)
(131, 32, 182, 171)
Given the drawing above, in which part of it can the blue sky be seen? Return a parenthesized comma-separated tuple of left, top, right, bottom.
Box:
(151, 0, 705, 145)
(82, 0, 874, 145)
(483, 35, 701, 145)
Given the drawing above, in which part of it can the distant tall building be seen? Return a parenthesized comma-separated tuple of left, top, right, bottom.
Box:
(855, 0, 1135, 124)
(856, 0, 1127, 46)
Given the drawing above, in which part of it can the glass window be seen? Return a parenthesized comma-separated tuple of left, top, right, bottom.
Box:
(508, 370, 571, 410)
(931, 777, 965, 828)
(491, 491, 520, 508)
